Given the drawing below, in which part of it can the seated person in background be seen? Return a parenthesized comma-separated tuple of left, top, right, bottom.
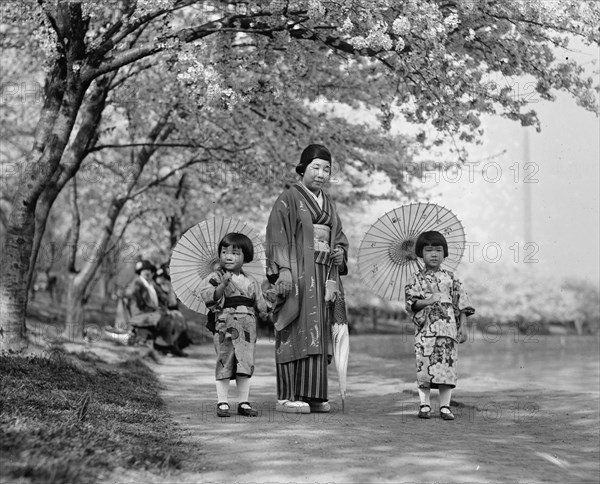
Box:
(125, 259, 162, 343)
(124, 260, 189, 357)
(153, 263, 191, 357)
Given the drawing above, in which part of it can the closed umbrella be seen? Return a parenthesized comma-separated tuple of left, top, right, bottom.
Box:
(326, 264, 350, 412)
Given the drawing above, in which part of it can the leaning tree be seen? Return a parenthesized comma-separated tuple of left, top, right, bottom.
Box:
(0, 0, 598, 351)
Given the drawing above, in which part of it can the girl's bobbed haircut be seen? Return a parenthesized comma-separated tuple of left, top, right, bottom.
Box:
(218, 232, 254, 263)
(415, 231, 448, 258)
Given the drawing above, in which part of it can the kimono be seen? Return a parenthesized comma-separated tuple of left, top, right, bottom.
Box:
(405, 269, 475, 389)
(265, 182, 349, 401)
(199, 270, 268, 380)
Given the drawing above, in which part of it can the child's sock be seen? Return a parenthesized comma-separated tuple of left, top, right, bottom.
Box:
(418, 387, 431, 407)
(236, 376, 251, 402)
(439, 386, 452, 408)
(216, 379, 230, 403)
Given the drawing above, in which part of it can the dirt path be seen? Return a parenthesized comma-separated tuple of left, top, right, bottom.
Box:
(104, 337, 600, 484)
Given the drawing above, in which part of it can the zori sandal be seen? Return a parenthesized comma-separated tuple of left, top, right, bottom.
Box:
(418, 404, 431, 419)
(440, 405, 455, 420)
(275, 400, 311, 414)
(216, 402, 230, 417)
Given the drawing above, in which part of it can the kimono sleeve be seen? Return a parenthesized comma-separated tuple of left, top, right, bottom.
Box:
(198, 272, 224, 312)
(265, 190, 295, 278)
(252, 278, 269, 321)
(405, 273, 425, 315)
(452, 276, 475, 316)
(331, 201, 350, 276)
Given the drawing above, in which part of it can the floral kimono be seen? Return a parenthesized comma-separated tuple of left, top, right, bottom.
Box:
(199, 271, 268, 380)
(266, 182, 349, 401)
(405, 269, 475, 389)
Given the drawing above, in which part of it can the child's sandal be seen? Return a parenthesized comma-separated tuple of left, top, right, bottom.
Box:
(238, 402, 258, 417)
(440, 405, 455, 420)
(418, 404, 431, 419)
(216, 402, 230, 417)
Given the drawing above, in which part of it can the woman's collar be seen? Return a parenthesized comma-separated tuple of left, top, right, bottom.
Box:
(298, 181, 322, 200)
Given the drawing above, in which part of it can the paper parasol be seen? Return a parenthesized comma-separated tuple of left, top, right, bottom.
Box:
(169, 216, 265, 313)
(357, 203, 465, 301)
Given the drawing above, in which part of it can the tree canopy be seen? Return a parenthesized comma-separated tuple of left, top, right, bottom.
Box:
(0, 0, 598, 350)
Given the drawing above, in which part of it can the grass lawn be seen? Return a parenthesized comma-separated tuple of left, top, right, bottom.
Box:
(0, 347, 199, 484)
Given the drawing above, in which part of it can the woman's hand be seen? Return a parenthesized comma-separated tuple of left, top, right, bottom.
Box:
(276, 269, 293, 298)
(331, 247, 344, 266)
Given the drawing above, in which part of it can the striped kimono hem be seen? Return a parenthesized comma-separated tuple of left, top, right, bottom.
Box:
(276, 261, 329, 402)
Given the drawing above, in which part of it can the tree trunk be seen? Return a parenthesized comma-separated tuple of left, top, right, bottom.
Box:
(26, 75, 115, 295)
(67, 178, 80, 273)
(0, 85, 88, 350)
(167, 173, 188, 250)
(64, 273, 86, 340)
(0, 212, 35, 351)
(0, 3, 98, 351)
(61, 113, 173, 336)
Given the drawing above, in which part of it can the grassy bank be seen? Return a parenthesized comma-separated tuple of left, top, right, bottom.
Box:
(0, 349, 196, 484)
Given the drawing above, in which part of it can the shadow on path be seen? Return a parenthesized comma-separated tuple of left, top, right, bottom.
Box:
(123, 338, 600, 484)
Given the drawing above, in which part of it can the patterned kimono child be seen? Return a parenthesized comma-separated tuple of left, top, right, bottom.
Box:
(405, 231, 475, 420)
(199, 233, 268, 418)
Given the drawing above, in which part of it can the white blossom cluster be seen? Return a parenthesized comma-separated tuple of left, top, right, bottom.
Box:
(31, 13, 59, 68)
(307, 0, 326, 19)
(132, 0, 175, 20)
(443, 13, 460, 30)
(176, 48, 239, 109)
(268, 0, 288, 14)
(340, 17, 353, 33)
(392, 16, 410, 36)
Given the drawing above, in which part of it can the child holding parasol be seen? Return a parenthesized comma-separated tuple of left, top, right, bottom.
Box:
(404, 230, 475, 420)
(198, 232, 269, 418)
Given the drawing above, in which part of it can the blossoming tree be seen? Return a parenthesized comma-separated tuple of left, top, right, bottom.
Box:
(1, 0, 598, 350)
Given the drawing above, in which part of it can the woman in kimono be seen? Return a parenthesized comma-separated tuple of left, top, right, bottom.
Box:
(266, 144, 349, 414)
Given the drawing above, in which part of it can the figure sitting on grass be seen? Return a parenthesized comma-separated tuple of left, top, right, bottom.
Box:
(118, 260, 190, 357)
(404, 231, 475, 420)
(198, 233, 268, 418)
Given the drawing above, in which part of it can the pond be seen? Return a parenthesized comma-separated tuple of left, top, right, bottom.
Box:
(350, 330, 600, 394)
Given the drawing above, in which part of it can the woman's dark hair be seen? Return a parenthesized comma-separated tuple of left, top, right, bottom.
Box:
(218, 232, 254, 263)
(415, 231, 448, 258)
(296, 144, 332, 176)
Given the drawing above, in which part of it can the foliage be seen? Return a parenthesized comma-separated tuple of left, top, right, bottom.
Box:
(459, 262, 600, 332)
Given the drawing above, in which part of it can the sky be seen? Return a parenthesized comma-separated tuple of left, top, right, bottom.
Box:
(358, 87, 599, 286)
(351, 37, 600, 288)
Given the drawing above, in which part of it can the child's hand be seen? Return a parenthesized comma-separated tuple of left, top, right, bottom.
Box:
(426, 294, 442, 306)
(457, 328, 468, 344)
(219, 271, 232, 286)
